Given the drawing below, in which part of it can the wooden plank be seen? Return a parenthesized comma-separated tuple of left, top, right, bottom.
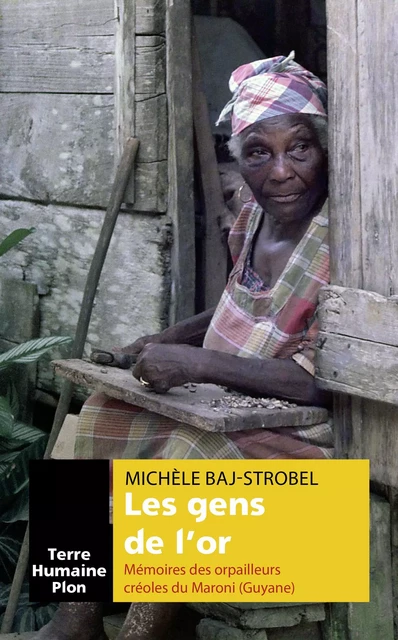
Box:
(192, 32, 228, 308)
(166, 0, 195, 322)
(135, 36, 166, 95)
(318, 286, 398, 347)
(133, 161, 168, 212)
(115, 1, 167, 211)
(0, 0, 115, 93)
(389, 489, 398, 636)
(135, 95, 167, 163)
(352, 0, 398, 491)
(348, 495, 394, 640)
(53, 359, 329, 432)
(347, 402, 398, 488)
(0, 93, 115, 208)
(0, 278, 39, 343)
(136, 0, 165, 35)
(325, 0, 362, 287)
(114, 0, 136, 202)
(316, 332, 398, 406)
(357, 0, 398, 299)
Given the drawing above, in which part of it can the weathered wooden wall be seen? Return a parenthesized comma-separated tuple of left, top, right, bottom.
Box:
(325, 0, 398, 488)
(0, 0, 195, 394)
(321, 0, 398, 637)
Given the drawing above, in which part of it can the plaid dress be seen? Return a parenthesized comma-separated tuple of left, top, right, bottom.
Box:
(75, 201, 333, 462)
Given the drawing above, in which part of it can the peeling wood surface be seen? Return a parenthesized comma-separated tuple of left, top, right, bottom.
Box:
(0, 0, 116, 93)
(318, 286, 398, 347)
(53, 359, 329, 432)
(316, 332, 398, 406)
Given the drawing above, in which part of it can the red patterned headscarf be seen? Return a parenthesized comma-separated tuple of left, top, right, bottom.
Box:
(217, 51, 327, 136)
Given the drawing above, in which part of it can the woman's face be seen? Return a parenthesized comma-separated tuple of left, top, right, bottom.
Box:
(238, 114, 327, 223)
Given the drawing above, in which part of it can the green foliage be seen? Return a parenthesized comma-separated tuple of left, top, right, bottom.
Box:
(0, 579, 58, 632)
(0, 228, 71, 631)
(0, 336, 72, 371)
(0, 228, 35, 258)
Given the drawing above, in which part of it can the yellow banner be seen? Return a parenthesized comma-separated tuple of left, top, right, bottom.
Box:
(113, 460, 369, 602)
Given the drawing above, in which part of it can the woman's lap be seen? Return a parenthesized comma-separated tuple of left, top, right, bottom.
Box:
(74, 393, 333, 461)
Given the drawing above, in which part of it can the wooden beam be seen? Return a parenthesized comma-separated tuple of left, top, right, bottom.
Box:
(326, 0, 362, 288)
(318, 286, 398, 347)
(192, 32, 228, 309)
(316, 332, 398, 406)
(115, 1, 168, 212)
(357, 0, 398, 299)
(114, 0, 136, 198)
(166, 0, 195, 322)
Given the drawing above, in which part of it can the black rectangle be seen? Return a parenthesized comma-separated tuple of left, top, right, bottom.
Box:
(29, 460, 112, 602)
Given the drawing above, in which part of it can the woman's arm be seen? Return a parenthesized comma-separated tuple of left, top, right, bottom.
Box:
(119, 307, 215, 354)
(132, 344, 331, 407)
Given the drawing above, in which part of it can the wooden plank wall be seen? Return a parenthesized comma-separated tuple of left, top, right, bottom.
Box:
(0, 0, 171, 213)
(325, 0, 398, 637)
(0, 0, 196, 389)
(326, 0, 398, 489)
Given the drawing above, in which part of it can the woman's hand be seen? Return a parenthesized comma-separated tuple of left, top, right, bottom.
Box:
(90, 308, 216, 370)
(90, 332, 175, 370)
(132, 343, 204, 393)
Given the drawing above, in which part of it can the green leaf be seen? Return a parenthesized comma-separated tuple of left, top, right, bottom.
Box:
(0, 533, 21, 582)
(0, 228, 35, 258)
(0, 432, 47, 507)
(0, 397, 13, 439)
(0, 486, 29, 523)
(0, 336, 72, 371)
(6, 383, 19, 419)
(19, 607, 36, 632)
(0, 579, 58, 632)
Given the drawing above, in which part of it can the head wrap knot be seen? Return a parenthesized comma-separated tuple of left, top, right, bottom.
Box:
(217, 51, 327, 137)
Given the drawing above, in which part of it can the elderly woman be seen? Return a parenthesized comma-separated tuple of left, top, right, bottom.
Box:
(35, 54, 332, 640)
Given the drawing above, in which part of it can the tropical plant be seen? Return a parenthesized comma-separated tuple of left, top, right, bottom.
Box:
(0, 228, 71, 630)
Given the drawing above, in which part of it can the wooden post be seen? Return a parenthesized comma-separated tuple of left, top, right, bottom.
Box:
(322, 0, 398, 636)
(166, 0, 195, 322)
(115, 0, 168, 212)
(192, 32, 228, 309)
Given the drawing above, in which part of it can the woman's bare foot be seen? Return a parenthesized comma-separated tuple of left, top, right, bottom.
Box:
(33, 602, 107, 640)
(117, 603, 182, 640)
